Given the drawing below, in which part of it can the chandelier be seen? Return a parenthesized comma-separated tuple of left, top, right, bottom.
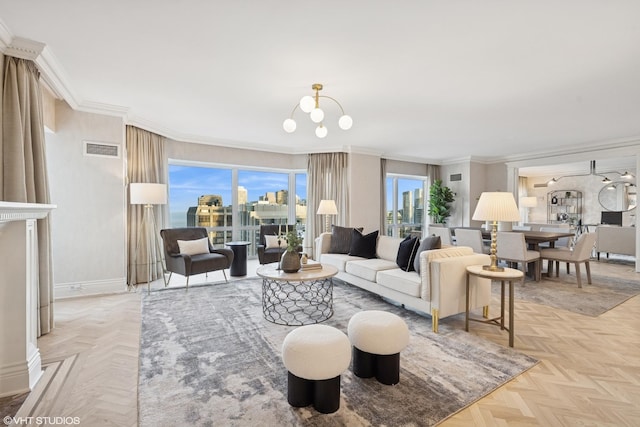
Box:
(548, 160, 635, 185)
(282, 83, 353, 138)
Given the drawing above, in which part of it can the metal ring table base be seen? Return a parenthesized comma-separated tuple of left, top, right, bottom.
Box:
(261, 277, 334, 326)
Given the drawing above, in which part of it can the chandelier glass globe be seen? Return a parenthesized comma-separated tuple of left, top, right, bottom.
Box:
(315, 125, 328, 138)
(282, 118, 296, 133)
(310, 108, 324, 123)
(338, 115, 353, 130)
(299, 96, 315, 113)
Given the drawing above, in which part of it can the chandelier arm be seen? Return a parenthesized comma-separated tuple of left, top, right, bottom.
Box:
(289, 103, 300, 118)
(318, 95, 346, 115)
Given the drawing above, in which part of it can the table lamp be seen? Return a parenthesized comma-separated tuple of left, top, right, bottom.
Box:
(316, 199, 338, 233)
(519, 196, 537, 224)
(472, 192, 521, 271)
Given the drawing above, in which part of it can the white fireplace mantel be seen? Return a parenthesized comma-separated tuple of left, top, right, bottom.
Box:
(0, 201, 56, 398)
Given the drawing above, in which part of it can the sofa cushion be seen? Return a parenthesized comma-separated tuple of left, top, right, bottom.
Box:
(329, 225, 363, 254)
(320, 253, 362, 272)
(345, 258, 398, 282)
(349, 229, 379, 259)
(396, 236, 420, 272)
(375, 235, 403, 261)
(413, 236, 442, 273)
(376, 268, 421, 298)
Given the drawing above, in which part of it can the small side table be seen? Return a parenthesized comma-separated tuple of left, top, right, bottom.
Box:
(465, 265, 524, 347)
(225, 241, 251, 276)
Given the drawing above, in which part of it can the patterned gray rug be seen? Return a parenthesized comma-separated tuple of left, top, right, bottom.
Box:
(497, 273, 640, 317)
(139, 278, 537, 426)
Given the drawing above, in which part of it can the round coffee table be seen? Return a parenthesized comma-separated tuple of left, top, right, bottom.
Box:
(256, 263, 338, 326)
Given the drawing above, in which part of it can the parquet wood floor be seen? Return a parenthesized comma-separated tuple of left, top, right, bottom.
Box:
(3, 258, 639, 426)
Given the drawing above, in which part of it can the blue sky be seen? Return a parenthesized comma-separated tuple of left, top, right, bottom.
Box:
(168, 164, 306, 226)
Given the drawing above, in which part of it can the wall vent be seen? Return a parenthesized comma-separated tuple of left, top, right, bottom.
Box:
(450, 173, 462, 182)
(83, 141, 120, 158)
(533, 183, 548, 188)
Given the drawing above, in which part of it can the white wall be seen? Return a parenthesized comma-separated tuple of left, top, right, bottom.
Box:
(46, 101, 125, 298)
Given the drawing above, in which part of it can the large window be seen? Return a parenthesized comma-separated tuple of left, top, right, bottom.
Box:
(168, 163, 306, 257)
(386, 175, 428, 238)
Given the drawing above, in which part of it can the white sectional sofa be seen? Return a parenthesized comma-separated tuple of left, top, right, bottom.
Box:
(315, 232, 492, 332)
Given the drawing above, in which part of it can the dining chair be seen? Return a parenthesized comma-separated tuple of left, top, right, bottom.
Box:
(539, 226, 574, 273)
(496, 231, 541, 281)
(429, 226, 453, 245)
(454, 229, 490, 254)
(540, 232, 597, 288)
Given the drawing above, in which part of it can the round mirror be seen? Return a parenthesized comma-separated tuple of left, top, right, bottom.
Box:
(598, 181, 637, 211)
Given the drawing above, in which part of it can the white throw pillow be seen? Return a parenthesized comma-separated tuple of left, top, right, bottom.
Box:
(264, 235, 283, 250)
(177, 237, 210, 256)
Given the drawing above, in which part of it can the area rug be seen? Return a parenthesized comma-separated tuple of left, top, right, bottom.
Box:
(495, 274, 640, 317)
(139, 278, 537, 427)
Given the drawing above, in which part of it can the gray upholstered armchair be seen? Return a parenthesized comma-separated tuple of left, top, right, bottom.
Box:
(160, 227, 234, 288)
(257, 224, 300, 264)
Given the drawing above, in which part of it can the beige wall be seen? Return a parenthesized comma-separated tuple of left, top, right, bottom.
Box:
(46, 101, 126, 298)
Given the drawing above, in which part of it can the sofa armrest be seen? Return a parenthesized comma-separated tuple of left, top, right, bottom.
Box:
(429, 254, 491, 319)
(314, 232, 332, 261)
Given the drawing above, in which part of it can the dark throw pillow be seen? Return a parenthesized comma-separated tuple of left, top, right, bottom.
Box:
(348, 229, 379, 259)
(413, 235, 442, 274)
(329, 225, 363, 254)
(396, 236, 420, 272)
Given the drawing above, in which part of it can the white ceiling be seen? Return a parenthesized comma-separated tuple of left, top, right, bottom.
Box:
(1, 1, 640, 164)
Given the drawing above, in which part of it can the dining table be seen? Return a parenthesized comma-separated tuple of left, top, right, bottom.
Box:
(452, 227, 575, 251)
(452, 227, 576, 278)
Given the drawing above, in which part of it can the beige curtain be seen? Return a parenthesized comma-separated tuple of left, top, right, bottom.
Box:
(426, 164, 440, 182)
(126, 125, 167, 285)
(1, 56, 54, 336)
(380, 158, 387, 235)
(306, 152, 349, 255)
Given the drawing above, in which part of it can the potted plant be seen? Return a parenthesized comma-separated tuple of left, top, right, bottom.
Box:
(280, 229, 303, 273)
(428, 179, 455, 224)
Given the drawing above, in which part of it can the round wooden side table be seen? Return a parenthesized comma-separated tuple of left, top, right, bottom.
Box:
(465, 265, 524, 347)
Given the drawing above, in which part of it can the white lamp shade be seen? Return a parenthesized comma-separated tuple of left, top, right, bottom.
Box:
(299, 95, 315, 113)
(283, 118, 296, 133)
(316, 199, 338, 215)
(472, 192, 520, 222)
(315, 125, 328, 138)
(338, 114, 353, 130)
(130, 183, 167, 205)
(519, 196, 537, 208)
(310, 107, 324, 123)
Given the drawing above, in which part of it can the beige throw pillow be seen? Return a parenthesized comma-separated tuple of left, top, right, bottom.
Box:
(177, 237, 210, 256)
(264, 235, 283, 249)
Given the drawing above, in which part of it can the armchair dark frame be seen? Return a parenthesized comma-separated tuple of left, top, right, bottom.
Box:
(160, 227, 234, 288)
(257, 224, 301, 265)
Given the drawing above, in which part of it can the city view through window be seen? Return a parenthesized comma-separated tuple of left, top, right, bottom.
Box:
(168, 166, 429, 255)
(168, 164, 307, 256)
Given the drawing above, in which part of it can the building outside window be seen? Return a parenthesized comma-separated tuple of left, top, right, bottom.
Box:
(168, 163, 306, 258)
(386, 175, 428, 238)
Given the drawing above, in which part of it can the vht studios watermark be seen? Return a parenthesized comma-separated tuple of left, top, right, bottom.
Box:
(3, 416, 81, 426)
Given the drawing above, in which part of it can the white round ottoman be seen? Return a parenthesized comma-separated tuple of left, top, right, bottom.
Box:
(347, 310, 410, 385)
(281, 324, 351, 414)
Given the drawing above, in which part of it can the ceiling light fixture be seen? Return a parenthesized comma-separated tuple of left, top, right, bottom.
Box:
(621, 171, 634, 179)
(548, 161, 634, 185)
(283, 83, 353, 138)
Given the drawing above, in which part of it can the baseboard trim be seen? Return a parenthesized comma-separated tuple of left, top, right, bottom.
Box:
(55, 278, 126, 299)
